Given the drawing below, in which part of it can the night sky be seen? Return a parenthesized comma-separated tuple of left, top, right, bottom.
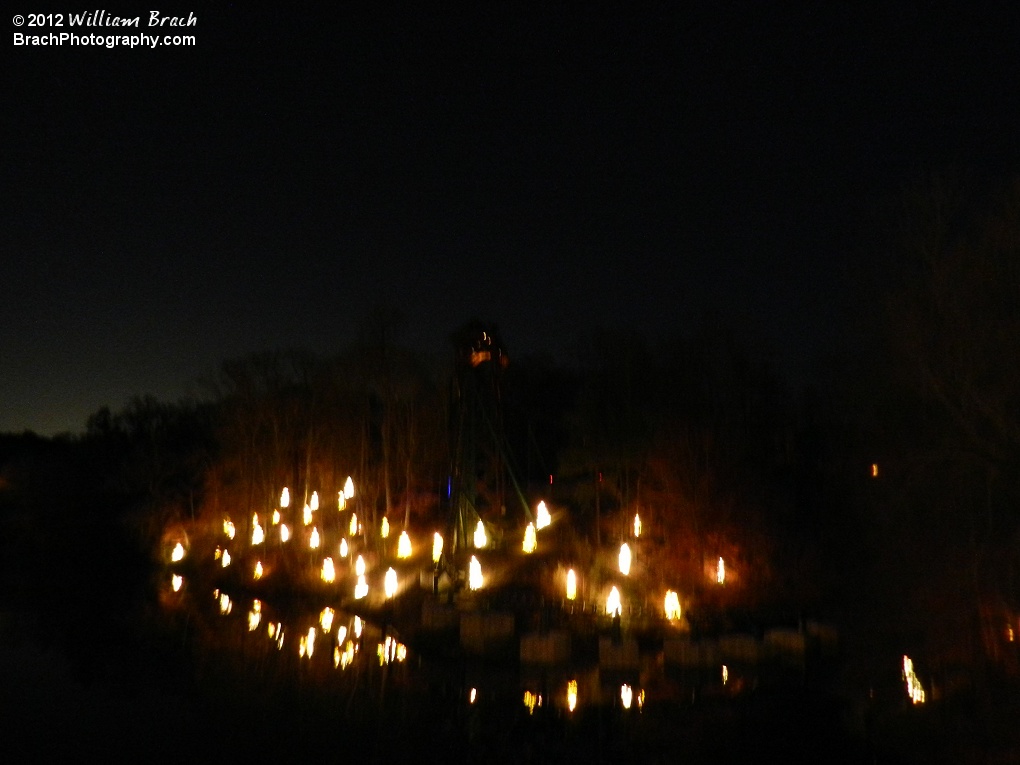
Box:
(5, 4, 1020, 435)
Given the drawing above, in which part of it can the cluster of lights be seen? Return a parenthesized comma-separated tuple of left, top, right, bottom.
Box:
(377, 635, 407, 665)
(335, 640, 355, 669)
(170, 480, 745, 709)
(523, 690, 542, 715)
(902, 655, 926, 704)
(299, 627, 317, 658)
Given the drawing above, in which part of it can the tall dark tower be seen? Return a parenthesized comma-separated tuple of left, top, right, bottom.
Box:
(447, 321, 530, 555)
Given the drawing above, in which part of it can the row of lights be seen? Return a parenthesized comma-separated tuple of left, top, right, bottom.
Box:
(510, 681, 644, 715)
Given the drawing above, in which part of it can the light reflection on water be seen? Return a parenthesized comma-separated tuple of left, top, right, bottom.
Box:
(150, 585, 870, 761)
(161, 577, 765, 723)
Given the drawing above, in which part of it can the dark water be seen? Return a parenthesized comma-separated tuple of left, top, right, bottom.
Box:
(3, 548, 1012, 764)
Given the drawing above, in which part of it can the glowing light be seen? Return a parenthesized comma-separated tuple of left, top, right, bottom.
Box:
(637, 689, 645, 709)
(338, 640, 355, 669)
(339, 538, 349, 557)
(251, 515, 264, 545)
(432, 533, 444, 563)
(722, 665, 728, 685)
(523, 522, 537, 553)
(303, 505, 313, 526)
(381, 516, 390, 538)
(566, 568, 577, 601)
(310, 491, 319, 511)
(633, 513, 642, 538)
(320, 607, 334, 632)
(473, 520, 487, 549)
(567, 679, 578, 712)
(310, 526, 320, 549)
(300, 627, 317, 659)
(619, 543, 631, 575)
(468, 556, 483, 590)
(664, 590, 682, 621)
(354, 575, 368, 599)
(219, 593, 232, 614)
(469, 688, 477, 704)
(355, 555, 366, 577)
(354, 615, 363, 638)
(872, 463, 879, 478)
(903, 655, 926, 704)
(271, 509, 280, 525)
(1009, 626, 1016, 643)
(384, 567, 397, 598)
(171, 574, 183, 592)
(270, 623, 284, 650)
(171, 542, 185, 562)
(397, 530, 412, 559)
(717, 557, 725, 585)
(378, 636, 403, 664)
(606, 586, 621, 617)
(280, 487, 290, 508)
(321, 557, 335, 583)
(248, 600, 262, 631)
(223, 519, 236, 539)
(524, 690, 539, 715)
(337, 492, 346, 511)
(214, 546, 222, 560)
(280, 524, 291, 542)
(621, 684, 633, 709)
(350, 513, 358, 536)
(343, 476, 355, 499)
(221, 549, 231, 567)
(253, 560, 263, 579)
(536, 501, 551, 530)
